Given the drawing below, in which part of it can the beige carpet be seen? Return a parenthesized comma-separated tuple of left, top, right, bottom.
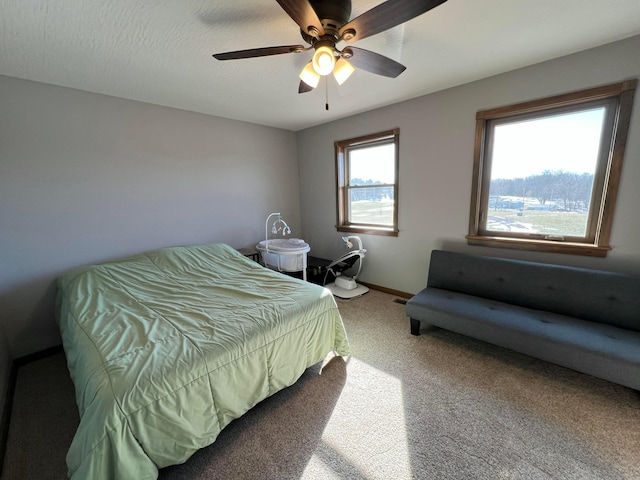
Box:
(3, 289, 639, 479)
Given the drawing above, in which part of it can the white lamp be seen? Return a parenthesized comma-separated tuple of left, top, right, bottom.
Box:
(299, 63, 320, 88)
(312, 45, 336, 76)
(333, 58, 355, 85)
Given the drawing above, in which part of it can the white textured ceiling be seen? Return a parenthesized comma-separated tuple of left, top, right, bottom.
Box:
(1, 0, 640, 131)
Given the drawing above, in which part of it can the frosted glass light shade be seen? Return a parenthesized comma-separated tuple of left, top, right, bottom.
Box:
(299, 63, 320, 88)
(312, 45, 336, 76)
(333, 58, 355, 85)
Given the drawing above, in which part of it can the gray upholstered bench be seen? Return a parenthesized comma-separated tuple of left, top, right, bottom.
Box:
(406, 250, 640, 391)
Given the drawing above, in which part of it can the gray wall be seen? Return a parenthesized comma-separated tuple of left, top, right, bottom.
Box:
(0, 75, 300, 358)
(297, 35, 640, 294)
(0, 324, 9, 435)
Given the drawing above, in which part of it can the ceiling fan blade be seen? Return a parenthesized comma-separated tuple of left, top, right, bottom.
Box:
(298, 80, 314, 93)
(275, 0, 325, 37)
(347, 47, 406, 78)
(213, 45, 304, 60)
(339, 0, 447, 43)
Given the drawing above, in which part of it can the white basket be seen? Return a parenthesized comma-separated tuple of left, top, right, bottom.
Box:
(260, 250, 306, 272)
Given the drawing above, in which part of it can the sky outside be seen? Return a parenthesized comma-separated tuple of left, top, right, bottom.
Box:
(490, 107, 605, 180)
(349, 144, 395, 183)
(347, 107, 605, 184)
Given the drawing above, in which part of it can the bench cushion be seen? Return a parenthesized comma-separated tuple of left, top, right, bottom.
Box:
(407, 287, 640, 390)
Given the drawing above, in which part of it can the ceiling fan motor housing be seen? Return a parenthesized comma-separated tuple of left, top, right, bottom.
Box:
(306, 0, 351, 38)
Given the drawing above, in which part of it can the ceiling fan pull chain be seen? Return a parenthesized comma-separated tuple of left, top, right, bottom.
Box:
(325, 76, 329, 111)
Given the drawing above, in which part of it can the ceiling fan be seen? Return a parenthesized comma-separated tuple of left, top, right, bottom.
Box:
(213, 0, 448, 94)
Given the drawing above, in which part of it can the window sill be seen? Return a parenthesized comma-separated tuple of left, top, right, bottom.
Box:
(465, 235, 611, 257)
(337, 225, 398, 237)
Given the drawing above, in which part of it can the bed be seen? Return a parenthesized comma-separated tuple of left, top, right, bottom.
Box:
(55, 243, 350, 479)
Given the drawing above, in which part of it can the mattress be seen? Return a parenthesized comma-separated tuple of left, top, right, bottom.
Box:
(55, 243, 350, 479)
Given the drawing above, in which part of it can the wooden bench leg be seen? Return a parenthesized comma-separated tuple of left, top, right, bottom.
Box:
(410, 318, 421, 336)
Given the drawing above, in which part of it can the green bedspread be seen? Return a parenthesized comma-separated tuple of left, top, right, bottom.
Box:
(56, 243, 350, 479)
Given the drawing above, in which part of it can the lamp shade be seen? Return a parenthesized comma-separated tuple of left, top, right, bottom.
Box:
(312, 45, 336, 76)
(299, 63, 320, 88)
(333, 58, 355, 85)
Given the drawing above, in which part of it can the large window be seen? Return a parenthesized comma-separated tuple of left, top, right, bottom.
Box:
(335, 129, 399, 236)
(468, 80, 636, 256)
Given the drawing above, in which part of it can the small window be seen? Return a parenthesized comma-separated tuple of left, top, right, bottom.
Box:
(335, 129, 399, 236)
(468, 80, 636, 257)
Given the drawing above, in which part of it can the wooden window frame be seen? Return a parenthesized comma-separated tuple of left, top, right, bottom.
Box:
(335, 129, 399, 237)
(467, 80, 637, 257)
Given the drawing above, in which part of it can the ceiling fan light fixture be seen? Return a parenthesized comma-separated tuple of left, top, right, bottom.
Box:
(299, 63, 320, 89)
(312, 45, 336, 76)
(333, 58, 355, 85)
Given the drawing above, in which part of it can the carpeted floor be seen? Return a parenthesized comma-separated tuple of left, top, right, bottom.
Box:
(3, 289, 640, 479)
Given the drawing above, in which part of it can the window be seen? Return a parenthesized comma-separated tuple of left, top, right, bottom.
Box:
(335, 129, 399, 236)
(467, 80, 637, 257)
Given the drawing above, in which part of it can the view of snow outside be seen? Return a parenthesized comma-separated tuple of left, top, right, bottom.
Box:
(487, 107, 605, 236)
